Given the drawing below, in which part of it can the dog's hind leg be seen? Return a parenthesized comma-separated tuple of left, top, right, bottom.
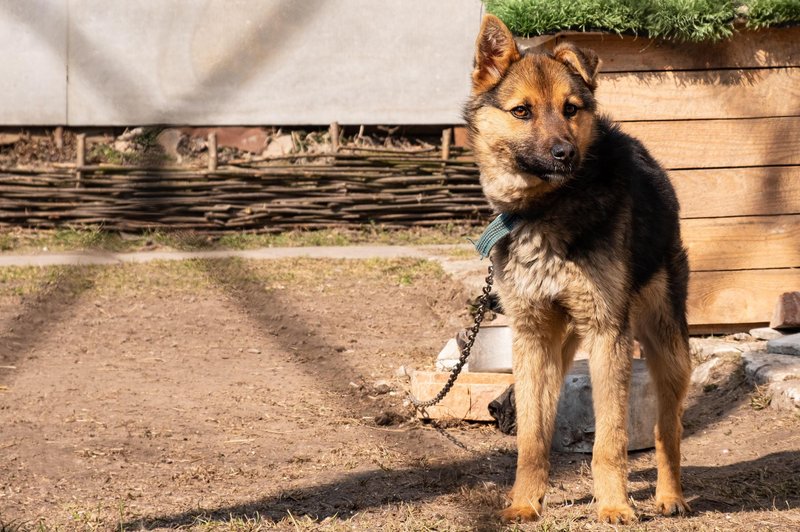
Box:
(501, 308, 570, 522)
(585, 324, 637, 524)
(633, 271, 692, 516)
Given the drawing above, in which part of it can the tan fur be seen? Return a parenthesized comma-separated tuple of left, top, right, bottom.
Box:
(466, 15, 691, 524)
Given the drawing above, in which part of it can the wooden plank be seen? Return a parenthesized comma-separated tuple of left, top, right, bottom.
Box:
(518, 27, 800, 72)
(597, 68, 800, 121)
(671, 166, 800, 218)
(621, 117, 800, 169)
(683, 215, 800, 272)
(688, 268, 800, 329)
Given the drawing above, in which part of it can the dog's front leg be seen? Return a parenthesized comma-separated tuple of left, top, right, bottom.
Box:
(501, 316, 567, 522)
(586, 326, 636, 524)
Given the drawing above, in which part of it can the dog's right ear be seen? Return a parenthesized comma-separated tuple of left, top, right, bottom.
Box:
(472, 15, 520, 94)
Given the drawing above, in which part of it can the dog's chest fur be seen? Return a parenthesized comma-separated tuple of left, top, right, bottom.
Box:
(492, 220, 624, 325)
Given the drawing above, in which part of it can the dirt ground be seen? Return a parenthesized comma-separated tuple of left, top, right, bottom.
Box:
(1, 258, 799, 531)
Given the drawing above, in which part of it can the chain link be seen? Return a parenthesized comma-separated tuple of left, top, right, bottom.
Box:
(409, 264, 494, 415)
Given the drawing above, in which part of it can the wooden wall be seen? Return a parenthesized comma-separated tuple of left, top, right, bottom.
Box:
(520, 29, 800, 332)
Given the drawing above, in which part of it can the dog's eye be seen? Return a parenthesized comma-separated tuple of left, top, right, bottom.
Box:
(564, 103, 579, 118)
(510, 106, 530, 119)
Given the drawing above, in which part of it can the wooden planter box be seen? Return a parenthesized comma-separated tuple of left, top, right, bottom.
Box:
(518, 29, 800, 333)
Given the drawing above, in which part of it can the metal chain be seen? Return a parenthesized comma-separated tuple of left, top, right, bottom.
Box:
(409, 264, 494, 414)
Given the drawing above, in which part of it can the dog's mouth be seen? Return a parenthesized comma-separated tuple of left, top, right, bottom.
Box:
(513, 154, 573, 185)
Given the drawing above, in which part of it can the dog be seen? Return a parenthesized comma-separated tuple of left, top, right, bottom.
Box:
(463, 15, 692, 524)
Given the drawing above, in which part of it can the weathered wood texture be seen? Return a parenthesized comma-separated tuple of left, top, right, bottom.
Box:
(539, 30, 800, 330)
(597, 68, 800, 121)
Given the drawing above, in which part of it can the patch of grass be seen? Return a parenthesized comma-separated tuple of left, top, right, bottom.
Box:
(0, 225, 474, 254)
(88, 144, 126, 165)
(485, 0, 800, 41)
(749, 383, 773, 410)
(0, 258, 447, 298)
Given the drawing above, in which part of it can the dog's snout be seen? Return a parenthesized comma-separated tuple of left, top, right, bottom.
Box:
(551, 142, 576, 162)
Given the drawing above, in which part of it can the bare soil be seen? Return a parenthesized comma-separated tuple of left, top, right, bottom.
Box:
(0, 258, 798, 531)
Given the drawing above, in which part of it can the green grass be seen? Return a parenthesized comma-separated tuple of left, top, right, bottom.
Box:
(0, 225, 474, 254)
(485, 0, 800, 41)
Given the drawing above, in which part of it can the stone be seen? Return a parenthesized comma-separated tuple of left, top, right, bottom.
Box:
(730, 332, 752, 342)
(435, 338, 462, 372)
(749, 327, 784, 341)
(742, 351, 800, 384)
(767, 333, 800, 356)
(373, 380, 392, 395)
(264, 134, 295, 157)
(771, 292, 800, 330)
(691, 356, 724, 386)
(156, 128, 184, 162)
(768, 381, 800, 411)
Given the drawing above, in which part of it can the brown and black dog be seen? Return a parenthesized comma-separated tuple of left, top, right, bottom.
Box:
(464, 15, 692, 524)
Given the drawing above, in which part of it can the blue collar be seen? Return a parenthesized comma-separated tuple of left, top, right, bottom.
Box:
(472, 213, 520, 258)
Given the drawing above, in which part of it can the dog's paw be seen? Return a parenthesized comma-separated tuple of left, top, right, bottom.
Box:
(499, 503, 542, 522)
(655, 494, 691, 516)
(597, 504, 637, 524)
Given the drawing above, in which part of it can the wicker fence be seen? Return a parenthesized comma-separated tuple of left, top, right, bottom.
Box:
(0, 143, 490, 232)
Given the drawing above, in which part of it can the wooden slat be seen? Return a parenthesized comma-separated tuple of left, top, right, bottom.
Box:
(621, 117, 800, 169)
(519, 27, 800, 72)
(683, 215, 800, 271)
(688, 268, 800, 329)
(597, 68, 800, 121)
(671, 166, 800, 218)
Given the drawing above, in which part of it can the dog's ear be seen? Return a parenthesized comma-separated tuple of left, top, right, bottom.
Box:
(472, 15, 520, 94)
(553, 42, 600, 90)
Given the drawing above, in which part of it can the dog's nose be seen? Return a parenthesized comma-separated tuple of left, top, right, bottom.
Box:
(551, 142, 576, 162)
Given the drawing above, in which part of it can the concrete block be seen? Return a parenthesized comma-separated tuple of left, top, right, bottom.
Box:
(67, 0, 482, 125)
(0, 0, 67, 124)
(412, 358, 658, 452)
(553, 359, 656, 452)
(767, 333, 800, 356)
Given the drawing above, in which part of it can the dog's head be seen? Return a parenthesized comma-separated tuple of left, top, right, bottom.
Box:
(464, 15, 600, 213)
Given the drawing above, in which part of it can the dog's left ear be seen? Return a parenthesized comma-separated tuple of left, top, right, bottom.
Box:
(472, 15, 520, 94)
(553, 43, 600, 91)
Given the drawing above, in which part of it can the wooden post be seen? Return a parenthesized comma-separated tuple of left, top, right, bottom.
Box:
(207, 132, 218, 172)
(441, 128, 452, 161)
(75, 133, 85, 188)
(54, 126, 64, 150)
(329, 122, 340, 152)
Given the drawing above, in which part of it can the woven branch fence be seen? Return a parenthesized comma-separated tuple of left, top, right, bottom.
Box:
(0, 138, 491, 233)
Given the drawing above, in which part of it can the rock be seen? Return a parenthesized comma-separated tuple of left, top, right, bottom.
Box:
(742, 351, 800, 385)
(768, 381, 800, 411)
(767, 333, 800, 356)
(395, 365, 410, 378)
(749, 327, 784, 341)
(435, 338, 462, 371)
(156, 128, 184, 162)
(730, 332, 752, 342)
(771, 292, 800, 330)
(264, 134, 295, 157)
(373, 380, 391, 395)
(691, 357, 723, 386)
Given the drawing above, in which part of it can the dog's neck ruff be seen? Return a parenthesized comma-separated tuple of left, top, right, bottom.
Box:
(473, 213, 520, 258)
